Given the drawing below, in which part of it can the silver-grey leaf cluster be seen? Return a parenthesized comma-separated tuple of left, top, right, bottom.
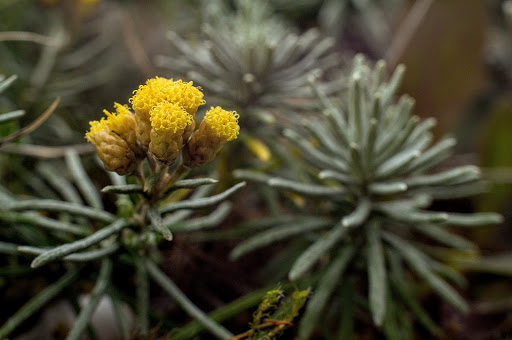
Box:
(234, 54, 503, 338)
(156, 0, 340, 124)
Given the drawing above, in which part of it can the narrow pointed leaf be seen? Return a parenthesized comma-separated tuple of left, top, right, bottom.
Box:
(367, 220, 387, 326)
(148, 209, 172, 241)
(383, 232, 469, 313)
(168, 202, 231, 232)
(146, 260, 233, 339)
(299, 246, 355, 340)
(160, 182, 246, 214)
(0, 269, 79, 339)
(6, 199, 115, 223)
(101, 184, 143, 194)
(230, 218, 332, 259)
(31, 219, 129, 268)
(289, 220, 349, 281)
(268, 177, 346, 196)
(65, 150, 103, 209)
(65, 259, 112, 340)
(342, 197, 371, 227)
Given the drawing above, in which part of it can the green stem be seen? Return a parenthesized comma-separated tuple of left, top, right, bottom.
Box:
(0, 269, 79, 339)
(145, 259, 234, 339)
(66, 258, 112, 340)
(161, 162, 190, 194)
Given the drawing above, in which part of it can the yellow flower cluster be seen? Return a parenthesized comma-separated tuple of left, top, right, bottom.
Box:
(86, 77, 239, 174)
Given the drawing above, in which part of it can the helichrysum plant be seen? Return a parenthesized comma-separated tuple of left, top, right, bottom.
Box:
(234, 55, 503, 339)
(0, 76, 245, 339)
(156, 0, 340, 126)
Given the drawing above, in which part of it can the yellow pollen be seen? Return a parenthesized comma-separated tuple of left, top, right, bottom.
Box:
(204, 106, 240, 141)
(150, 102, 192, 133)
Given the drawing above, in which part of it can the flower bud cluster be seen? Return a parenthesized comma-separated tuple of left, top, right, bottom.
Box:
(86, 77, 239, 174)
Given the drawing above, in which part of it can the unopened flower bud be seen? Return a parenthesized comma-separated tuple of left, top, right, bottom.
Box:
(85, 120, 137, 175)
(183, 106, 239, 168)
(104, 103, 144, 159)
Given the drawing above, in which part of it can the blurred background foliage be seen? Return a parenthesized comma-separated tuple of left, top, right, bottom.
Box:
(1, 0, 512, 339)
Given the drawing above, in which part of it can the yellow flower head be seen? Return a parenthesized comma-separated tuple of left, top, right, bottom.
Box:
(150, 102, 193, 133)
(203, 106, 240, 141)
(129, 77, 205, 118)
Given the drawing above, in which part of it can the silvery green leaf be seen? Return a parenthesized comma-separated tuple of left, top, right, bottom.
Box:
(65, 150, 103, 210)
(159, 182, 246, 214)
(0, 241, 20, 255)
(380, 64, 405, 106)
(37, 163, 83, 204)
(148, 209, 172, 241)
(289, 220, 350, 281)
(369, 181, 407, 195)
(233, 169, 272, 183)
(299, 246, 355, 339)
(443, 212, 504, 227)
(412, 224, 476, 250)
(0, 110, 24, 123)
(18, 243, 119, 262)
(283, 128, 348, 172)
(168, 202, 231, 232)
(405, 166, 480, 188)
(66, 259, 112, 340)
(0, 269, 79, 339)
(366, 220, 387, 326)
(383, 232, 468, 313)
(173, 178, 219, 189)
(389, 275, 443, 337)
(6, 199, 115, 223)
(342, 197, 371, 227)
(404, 138, 457, 174)
(0, 211, 89, 236)
(318, 170, 359, 185)
(0, 74, 17, 94)
(375, 148, 420, 179)
(268, 177, 346, 197)
(30, 219, 130, 268)
(379, 207, 448, 224)
(230, 217, 332, 259)
(101, 184, 144, 194)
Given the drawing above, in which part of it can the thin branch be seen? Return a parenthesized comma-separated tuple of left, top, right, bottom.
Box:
(385, 0, 435, 69)
(0, 97, 60, 147)
(120, 10, 155, 77)
(0, 143, 95, 158)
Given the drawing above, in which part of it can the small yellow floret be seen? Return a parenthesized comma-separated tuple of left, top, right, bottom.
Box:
(103, 103, 134, 134)
(204, 106, 240, 141)
(171, 80, 206, 115)
(85, 118, 109, 143)
(150, 102, 192, 133)
(129, 77, 205, 117)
